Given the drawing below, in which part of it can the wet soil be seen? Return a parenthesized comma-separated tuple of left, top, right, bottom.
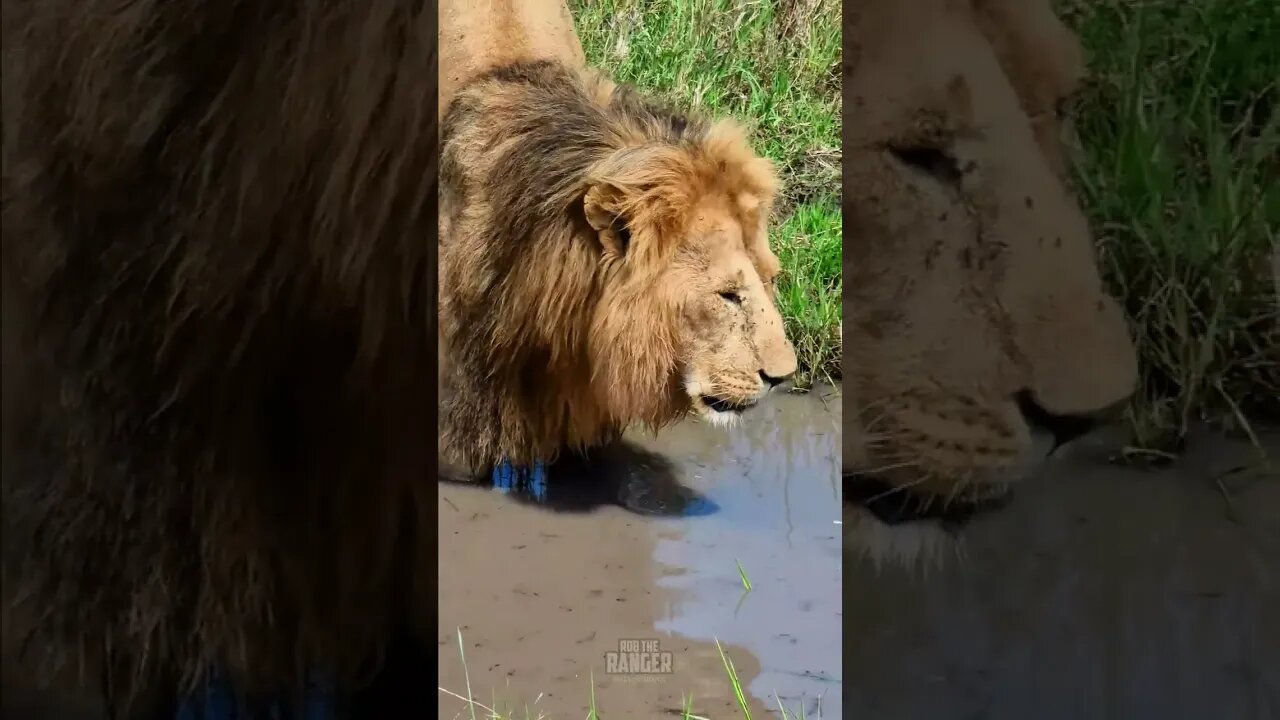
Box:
(437, 384, 843, 719)
(843, 424, 1280, 720)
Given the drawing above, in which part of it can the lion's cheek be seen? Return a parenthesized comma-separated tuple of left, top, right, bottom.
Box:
(672, 301, 722, 368)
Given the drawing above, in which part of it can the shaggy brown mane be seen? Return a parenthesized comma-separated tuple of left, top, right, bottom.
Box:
(3, 0, 439, 712)
(439, 60, 777, 475)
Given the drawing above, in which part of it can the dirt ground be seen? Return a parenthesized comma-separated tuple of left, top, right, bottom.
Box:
(437, 385, 843, 718)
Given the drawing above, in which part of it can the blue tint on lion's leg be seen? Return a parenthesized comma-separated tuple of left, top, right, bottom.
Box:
(172, 670, 233, 720)
(302, 670, 336, 720)
(491, 458, 548, 501)
(529, 460, 548, 500)
(491, 459, 515, 490)
(171, 667, 336, 720)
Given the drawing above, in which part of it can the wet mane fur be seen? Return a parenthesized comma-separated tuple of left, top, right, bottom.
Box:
(439, 60, 777, 475)
(3, 0, 440, 712)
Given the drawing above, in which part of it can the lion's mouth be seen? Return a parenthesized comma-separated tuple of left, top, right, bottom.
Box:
(843, 472, 1013, 531)
(699, 395, 754, 414)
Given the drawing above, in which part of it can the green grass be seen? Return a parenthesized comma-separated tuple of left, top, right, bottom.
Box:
(1059, 0, 1279, 451)
(735, 558, 753, 591)
(568, 0, 1277, 441)
(570, 0, 842, 388)
(715, 638, 753, 719)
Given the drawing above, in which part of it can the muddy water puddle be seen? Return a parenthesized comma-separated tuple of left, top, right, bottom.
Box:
(437, 385, 842, 718)
(844, 425, 1280, 720)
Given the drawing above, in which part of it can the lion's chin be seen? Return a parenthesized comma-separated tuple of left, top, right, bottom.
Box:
(843, 502, 965, 570)
(689, 394, 757, 429)
(844, 473, 1015, 528)
(842, 429, 1061, 567)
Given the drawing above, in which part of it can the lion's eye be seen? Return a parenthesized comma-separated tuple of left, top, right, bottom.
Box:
(888, 144, 963, 185)
(718, 290, 743, 305)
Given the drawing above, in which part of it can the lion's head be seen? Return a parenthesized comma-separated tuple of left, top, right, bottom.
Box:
(440, 61, 796, 475)
(842, 0, 1139, 561)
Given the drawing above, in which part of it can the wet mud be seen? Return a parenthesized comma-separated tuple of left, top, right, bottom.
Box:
(844, 424, 1280, 720)
(438, 384, 843, 719)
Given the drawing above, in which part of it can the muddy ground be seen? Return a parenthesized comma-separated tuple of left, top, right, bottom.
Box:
(844, 424, 1279, 720)
(437, 384, 843, 719)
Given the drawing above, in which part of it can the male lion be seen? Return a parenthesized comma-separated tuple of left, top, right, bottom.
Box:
(438, 1, 798, 476)
(842, 0, 1139, 563)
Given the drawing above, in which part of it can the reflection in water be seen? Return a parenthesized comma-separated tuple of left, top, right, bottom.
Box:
(469, 443, 720, 517)
(631, 386, 844, 718)
(844, 426, 1280, 720)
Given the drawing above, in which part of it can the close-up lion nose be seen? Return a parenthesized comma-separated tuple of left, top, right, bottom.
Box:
(1015, 389, 1121, 449)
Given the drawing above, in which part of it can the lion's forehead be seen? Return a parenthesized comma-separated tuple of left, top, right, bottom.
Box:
(681, 206, 778, 281)
(847, 0, 1081, 138)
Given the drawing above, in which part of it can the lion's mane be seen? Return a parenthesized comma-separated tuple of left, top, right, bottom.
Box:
(3, 0, 439, 711)
(438, 60, 776, 475)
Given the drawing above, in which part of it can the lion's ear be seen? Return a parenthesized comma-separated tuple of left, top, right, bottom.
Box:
(583, 183, 632, 258)
(583, 145, 694, 260)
